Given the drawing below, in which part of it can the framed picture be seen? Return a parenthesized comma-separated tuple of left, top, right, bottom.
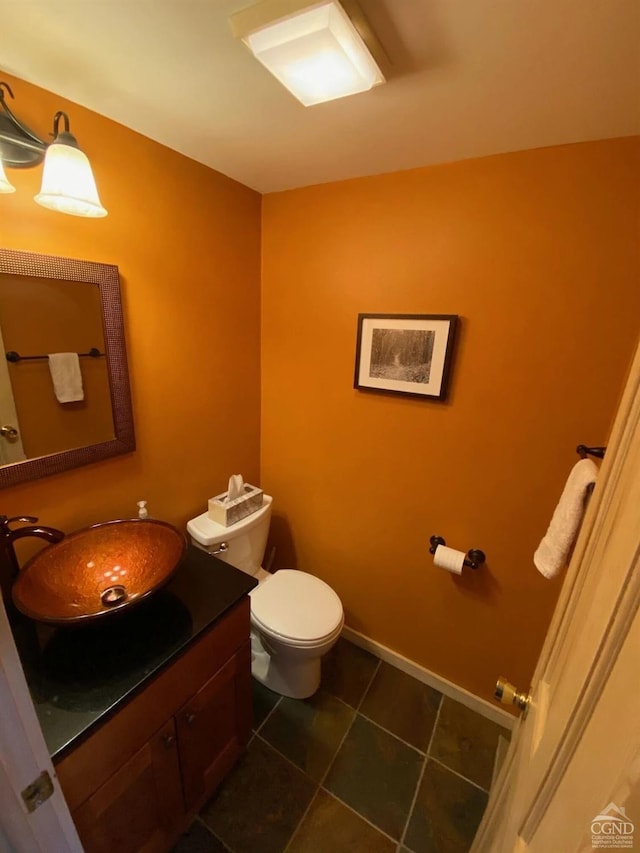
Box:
(354, 314, 458, 401)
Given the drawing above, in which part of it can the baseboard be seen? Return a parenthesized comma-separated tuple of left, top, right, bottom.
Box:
(341, 625, 516, 731)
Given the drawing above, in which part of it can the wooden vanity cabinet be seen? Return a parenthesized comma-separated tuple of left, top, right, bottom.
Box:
(54, 598, 252, 853)
(71, 718, 183, 853)
(177, 641, 251, 811)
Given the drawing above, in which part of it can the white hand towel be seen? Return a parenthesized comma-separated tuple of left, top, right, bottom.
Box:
(48, 353, 84, 403)
(534, 458, 599, 579)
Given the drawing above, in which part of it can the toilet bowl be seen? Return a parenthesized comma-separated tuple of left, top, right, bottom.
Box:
(187, 495, 344, 699)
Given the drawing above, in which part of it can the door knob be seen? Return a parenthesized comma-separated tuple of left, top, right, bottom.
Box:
(495, 676, 531, 715)
(162, 734, 175, 749)
(185, 713, 196, 726)
(0, 425, 19, 443)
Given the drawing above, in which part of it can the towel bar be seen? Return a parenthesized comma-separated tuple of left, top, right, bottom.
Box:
(6, 348, 104, 363)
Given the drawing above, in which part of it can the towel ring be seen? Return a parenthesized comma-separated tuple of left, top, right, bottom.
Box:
(576, 444, 606, 460)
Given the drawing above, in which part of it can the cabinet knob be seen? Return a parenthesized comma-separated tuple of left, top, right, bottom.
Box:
(162, 734, 175, 749)
(185, 713, 196, 726)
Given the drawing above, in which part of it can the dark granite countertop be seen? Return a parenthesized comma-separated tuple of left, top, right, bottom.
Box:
(12, 545, 256, 762)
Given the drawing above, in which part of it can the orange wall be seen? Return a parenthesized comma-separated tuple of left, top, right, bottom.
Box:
(0, 276, 113, 456)
(261, 138, 640, 700)
(0, 72, 261, 545)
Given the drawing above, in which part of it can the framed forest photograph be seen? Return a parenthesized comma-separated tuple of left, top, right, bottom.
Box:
(354, 314, 458, 401)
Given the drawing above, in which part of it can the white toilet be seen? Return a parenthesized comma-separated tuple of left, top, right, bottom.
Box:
(187, 495, 344, 699)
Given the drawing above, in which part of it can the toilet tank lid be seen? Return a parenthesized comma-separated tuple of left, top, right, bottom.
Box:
(251, 570, 343, 642)
(187, 494, 272, 546)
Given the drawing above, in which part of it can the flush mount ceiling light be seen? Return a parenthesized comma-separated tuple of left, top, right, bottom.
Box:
(230, 0, 386, 107)
(0, 82, 107, 218)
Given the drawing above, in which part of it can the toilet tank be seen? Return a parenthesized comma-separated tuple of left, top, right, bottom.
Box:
(187, 495, 272, 576)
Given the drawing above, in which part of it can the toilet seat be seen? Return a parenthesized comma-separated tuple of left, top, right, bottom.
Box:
(252, 613, 343, 649)
(250, 570, 343, 646)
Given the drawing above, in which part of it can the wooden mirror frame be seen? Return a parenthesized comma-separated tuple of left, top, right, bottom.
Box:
(0, 248, 135, 488)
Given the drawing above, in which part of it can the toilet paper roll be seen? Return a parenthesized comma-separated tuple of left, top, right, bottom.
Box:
(434, 545, 465, 575)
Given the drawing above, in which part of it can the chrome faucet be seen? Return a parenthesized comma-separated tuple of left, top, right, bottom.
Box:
(0, 515, 65, 576)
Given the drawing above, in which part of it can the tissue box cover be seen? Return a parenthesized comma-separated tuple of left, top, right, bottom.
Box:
(207, 484, 264, 527)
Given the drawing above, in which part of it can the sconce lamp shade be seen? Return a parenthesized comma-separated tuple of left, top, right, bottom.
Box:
(0, 158, 16, 193)
(0, 85, 107, 217)
(34, 140, 107, 218)
(241, 1, 384, 106)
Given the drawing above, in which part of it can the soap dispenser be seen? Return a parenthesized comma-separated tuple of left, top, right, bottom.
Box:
(137, 500, 149, 519)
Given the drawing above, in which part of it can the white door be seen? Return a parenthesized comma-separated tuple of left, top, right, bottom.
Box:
(473, 338, 640, 852)
(0, 588, 83, 852)
(0, 325, 26, 464)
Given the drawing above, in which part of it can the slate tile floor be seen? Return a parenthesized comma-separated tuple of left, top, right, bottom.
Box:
(173, 639, 510, 853)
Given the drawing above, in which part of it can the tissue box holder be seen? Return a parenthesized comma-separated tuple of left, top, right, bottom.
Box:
(207, 484, 264, 527)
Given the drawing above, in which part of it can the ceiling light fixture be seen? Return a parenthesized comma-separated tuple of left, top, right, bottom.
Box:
(0, 82, 107, 218)
(230, 0, 385, 107)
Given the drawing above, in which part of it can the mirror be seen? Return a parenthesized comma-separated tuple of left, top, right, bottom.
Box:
(0, 249, 135, 487)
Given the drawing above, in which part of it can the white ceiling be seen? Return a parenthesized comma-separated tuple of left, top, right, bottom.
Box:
(1, 0, 638, 193)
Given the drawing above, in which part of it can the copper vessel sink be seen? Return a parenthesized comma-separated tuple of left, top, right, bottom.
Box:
(12, 519, 187, 626)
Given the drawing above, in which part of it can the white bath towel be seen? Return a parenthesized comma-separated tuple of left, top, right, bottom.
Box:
(48, 353, 84, 403)
(534, 458, 599, 579)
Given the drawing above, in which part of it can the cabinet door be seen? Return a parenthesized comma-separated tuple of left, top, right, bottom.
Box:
(177, 641, 251, 812)
(72, 718, 183, 853)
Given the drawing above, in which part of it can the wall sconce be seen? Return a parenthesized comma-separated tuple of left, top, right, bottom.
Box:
(0, 82, 107, 218)
(230, 0, 386, 107)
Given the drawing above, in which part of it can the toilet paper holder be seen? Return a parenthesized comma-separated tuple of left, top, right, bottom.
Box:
(429, 535, 486, 570)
